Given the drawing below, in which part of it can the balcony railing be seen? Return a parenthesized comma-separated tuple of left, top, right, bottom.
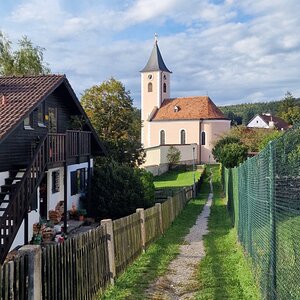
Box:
(47, 131, 91, 164)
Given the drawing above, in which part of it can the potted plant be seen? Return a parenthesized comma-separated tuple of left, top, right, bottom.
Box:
(77, 209, 87, 221)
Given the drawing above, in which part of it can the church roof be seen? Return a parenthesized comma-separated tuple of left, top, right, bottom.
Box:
(140, 40, 171, 73)
(151, 96, 228, 121)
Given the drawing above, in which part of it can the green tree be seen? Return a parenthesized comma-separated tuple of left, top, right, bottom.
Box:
(212, 137, 248, 168)
(167, 146, 181, 168)
(281, 106, 300, 125)
(279, 91, 296, 116)
(81, 78, 145, 166)
(89, 162, 154, 220)
(0, 32, 50, 75)
(259, 130, 283, 151)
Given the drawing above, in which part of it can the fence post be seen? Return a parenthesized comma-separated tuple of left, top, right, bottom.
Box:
(101, 219, 116, 285)
(155, 203, 163, 235)
(136, 208, 146, 253)
(268, 141, 277, 300)
(18, 245, 42, 300)
(168, 196, 174, 222)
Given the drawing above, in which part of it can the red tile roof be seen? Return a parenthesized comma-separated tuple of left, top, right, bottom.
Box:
(0, 75, 65, 141)
(152, 96, 227, 121)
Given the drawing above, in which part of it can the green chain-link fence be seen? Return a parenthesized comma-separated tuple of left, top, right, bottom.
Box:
(224, 124, 300, 300)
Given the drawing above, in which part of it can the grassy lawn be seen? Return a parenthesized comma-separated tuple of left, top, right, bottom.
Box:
(195, 166, 261, 300)
(153, 168, 203, 188)
(100, 173, 210, 300)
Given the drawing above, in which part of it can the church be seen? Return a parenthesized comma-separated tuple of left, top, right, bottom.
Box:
(141, 38, 230, 174)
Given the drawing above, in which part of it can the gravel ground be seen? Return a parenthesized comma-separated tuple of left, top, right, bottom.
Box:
(146, 192, 213, 299)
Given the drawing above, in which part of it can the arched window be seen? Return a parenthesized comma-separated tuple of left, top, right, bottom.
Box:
(163, 83, 167, 93)
(201, 131, 206, 145)
(180, 129, 186, 144)
(160, 130, 165, 145)
(148, 82, 153, 92)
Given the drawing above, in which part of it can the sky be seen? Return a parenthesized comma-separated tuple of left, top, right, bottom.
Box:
(1, 0, 300, 108)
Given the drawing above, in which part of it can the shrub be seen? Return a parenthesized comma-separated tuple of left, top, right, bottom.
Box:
(89, 161, 155, 220)
(167, 146, 181, 168)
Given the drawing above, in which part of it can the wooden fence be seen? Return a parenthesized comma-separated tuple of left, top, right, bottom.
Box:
(0, 173, 204, 299)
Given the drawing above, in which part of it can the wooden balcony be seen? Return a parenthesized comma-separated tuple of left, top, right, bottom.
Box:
(48, 130, 91, 166)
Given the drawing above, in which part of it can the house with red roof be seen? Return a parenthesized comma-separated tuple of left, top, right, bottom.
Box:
(0, 75, 105, 263)
(141, 38, 231, 173)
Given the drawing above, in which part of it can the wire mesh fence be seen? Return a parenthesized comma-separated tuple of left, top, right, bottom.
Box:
(224, 124, 300, 300)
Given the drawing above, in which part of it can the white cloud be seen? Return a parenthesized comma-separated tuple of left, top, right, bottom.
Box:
(2, 0, 300, 107)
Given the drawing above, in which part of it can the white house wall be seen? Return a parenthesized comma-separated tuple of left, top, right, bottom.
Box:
(247, 116, 269, 128)
(67, 159, 93, 210)
(0, 171, 9, 186)
(47, 167, 65, 216)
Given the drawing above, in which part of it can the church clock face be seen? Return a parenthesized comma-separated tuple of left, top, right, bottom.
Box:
(148, 74, 153, 80)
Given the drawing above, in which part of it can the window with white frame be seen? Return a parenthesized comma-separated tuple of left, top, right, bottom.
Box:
(201, 131, 206, 145)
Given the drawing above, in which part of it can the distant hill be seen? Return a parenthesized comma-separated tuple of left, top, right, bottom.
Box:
(219, 98, 300, 125)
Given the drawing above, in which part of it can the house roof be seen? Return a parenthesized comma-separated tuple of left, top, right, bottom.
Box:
(151, 96, 228, 121)
(0, 74, 106, 154)
(140, 40, 171, 73)
(0, 75, 65, 141)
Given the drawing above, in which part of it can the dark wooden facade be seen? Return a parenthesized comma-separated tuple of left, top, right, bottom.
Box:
(0, 84, 100, 172)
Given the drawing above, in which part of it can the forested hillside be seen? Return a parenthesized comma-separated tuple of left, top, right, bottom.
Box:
(219, 96, 300, 125)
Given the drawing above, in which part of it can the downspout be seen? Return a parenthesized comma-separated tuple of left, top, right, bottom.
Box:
(199, 119, 203, 164)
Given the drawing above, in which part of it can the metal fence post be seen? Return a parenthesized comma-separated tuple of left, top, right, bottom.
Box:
(268, 141, 277, 300)
(101, 219, 116, 285)
(18, 245, 42, 300)
(136, 208, 146, 253)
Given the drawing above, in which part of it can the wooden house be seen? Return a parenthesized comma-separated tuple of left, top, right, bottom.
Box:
(0, 74, 105, 263)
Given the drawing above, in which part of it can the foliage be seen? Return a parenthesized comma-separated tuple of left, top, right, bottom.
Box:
(221, 125, 283, 152)
(89, 162, 154, 220)
(135, 168, 155, 206)
(196, 166, 261, 300)
(212, 136, 248, 168)
(259, 130, 283, 151)
(166, 146, 181, 167)
(280, 106, 300, 125)
(0, 31, 50, 75)
(81, 78, 144, 166)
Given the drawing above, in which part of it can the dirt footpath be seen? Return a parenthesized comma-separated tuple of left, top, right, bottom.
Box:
(145, 192, 213, 299)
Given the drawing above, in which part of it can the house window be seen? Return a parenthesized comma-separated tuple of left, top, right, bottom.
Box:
(24, 113, 33, 129)
(201, 131, 206, 145)
(52, 170, 60, 194)
(160, 130, 165, 145)
(148, 82, 153, 92)
(48, 107, 57, 133)
(37, 103, 45, 126)
(71, 168, 86, 196)
(163, 83, 167, 93)
(180, 130, 186, 144)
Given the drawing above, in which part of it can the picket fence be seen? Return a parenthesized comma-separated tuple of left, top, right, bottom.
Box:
(0, 175, 204, 299)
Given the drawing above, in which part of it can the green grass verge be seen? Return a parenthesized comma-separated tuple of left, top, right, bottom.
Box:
(195, 166, 261, 300)
(154, 169, 202, 188)
(99, 175, 210, 300)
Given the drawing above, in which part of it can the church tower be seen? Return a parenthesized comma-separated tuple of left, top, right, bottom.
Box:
(140, 36, 171, 148)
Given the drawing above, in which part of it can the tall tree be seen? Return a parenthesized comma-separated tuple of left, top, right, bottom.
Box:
(0, 32, 50, 76)
(81, 78, 145, 166)
(278, 91, 300, 125)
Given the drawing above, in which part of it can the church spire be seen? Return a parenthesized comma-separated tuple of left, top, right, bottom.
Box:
(141, 35, 172, 73)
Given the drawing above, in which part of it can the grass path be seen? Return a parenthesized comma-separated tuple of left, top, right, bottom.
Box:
(100, 174, 210, 299)
(195, 166, 261, 300)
